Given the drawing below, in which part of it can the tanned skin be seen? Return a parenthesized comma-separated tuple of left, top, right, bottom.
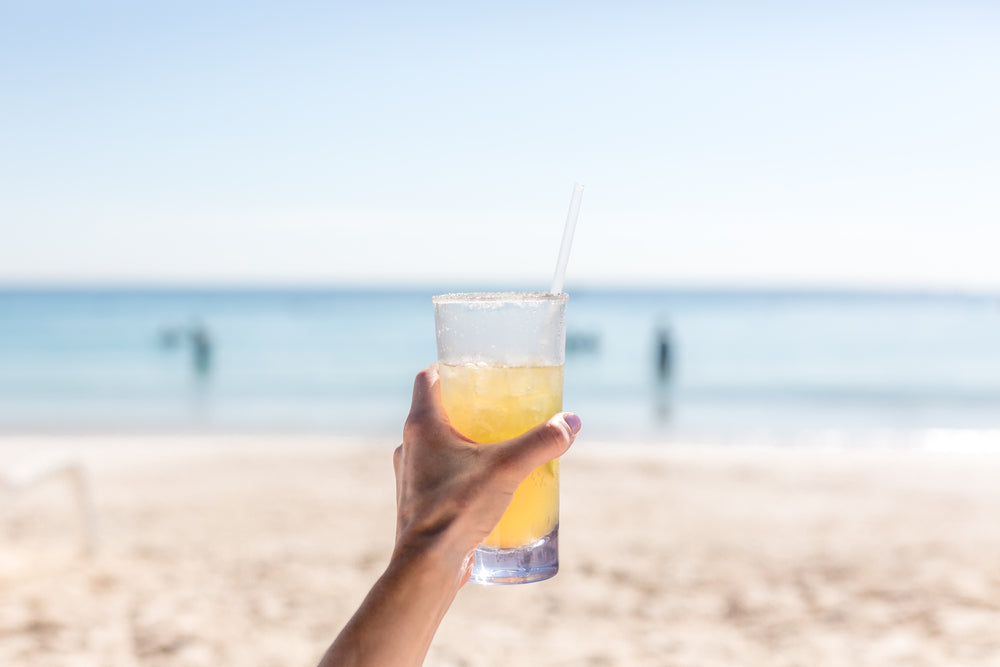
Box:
(318, 364, 581, 667)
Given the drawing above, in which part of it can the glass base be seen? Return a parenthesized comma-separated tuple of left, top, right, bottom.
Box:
(469, 525, 558, 585)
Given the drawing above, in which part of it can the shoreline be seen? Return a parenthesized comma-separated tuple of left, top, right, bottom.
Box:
(4, 426, 1000, 454)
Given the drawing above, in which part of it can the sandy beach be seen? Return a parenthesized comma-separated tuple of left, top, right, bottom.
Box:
(2, 435, 1000, 666)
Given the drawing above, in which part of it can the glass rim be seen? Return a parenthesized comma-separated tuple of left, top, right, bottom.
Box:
(432, 291, 568, 304)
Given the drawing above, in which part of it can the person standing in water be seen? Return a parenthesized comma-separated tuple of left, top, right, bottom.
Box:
(656, 326, 672, 384)
(189, 323, 212, 377)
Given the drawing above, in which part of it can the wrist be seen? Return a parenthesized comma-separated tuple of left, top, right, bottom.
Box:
(391, 525, 472, 593)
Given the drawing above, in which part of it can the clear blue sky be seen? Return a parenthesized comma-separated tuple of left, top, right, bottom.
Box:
(2, 1, 999, 289)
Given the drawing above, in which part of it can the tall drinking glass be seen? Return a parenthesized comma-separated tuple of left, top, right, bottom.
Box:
(432, 292, 568, 585)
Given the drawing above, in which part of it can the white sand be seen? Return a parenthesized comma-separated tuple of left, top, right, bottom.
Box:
(2, 435, 1000, 666)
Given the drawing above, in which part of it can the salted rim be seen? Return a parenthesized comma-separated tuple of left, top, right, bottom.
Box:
(432, 291, 568, 304)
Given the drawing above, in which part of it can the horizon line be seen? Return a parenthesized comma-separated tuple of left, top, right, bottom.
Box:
(0, 280, 997, 298)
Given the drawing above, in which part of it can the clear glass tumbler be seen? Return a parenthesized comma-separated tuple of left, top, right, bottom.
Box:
(432, 292, 568, 584)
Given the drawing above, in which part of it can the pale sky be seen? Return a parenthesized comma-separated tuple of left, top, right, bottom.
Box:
(2, 1, 999, 290)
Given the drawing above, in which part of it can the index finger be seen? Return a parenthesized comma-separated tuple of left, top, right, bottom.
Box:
(408, 363, 445, 421)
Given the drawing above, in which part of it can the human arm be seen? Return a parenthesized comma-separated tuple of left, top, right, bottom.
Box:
(317, 363, 581, 666)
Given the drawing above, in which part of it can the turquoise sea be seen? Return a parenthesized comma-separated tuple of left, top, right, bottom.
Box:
(2, 288, 1000, 446)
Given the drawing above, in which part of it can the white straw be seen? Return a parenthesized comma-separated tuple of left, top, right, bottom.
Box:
(549, 182, 584, 294)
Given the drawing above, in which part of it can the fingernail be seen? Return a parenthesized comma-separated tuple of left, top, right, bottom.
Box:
(563, 412, 582, 435)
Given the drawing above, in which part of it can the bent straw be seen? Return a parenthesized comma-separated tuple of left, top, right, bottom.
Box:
(549, 182, 585, 294)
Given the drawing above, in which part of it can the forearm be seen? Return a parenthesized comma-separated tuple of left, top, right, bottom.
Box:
(318, 537, 467, 667)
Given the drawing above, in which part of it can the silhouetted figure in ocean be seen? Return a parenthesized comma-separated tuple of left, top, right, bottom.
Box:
(189, 325, 212, 377)
(653, 325, 674, 424)
(656, 327, 672, 384)
(156, 321, 213, 378)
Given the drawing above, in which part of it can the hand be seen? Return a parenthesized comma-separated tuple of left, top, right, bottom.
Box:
(392, 364, 582, 581)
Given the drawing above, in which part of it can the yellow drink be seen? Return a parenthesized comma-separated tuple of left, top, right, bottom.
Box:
(439, 362, 563, 549)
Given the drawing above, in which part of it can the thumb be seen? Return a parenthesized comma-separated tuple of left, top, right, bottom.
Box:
(491, 412, 582, 481)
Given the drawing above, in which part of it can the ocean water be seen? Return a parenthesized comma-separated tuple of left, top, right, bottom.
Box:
(2, 288, 1000, 445)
